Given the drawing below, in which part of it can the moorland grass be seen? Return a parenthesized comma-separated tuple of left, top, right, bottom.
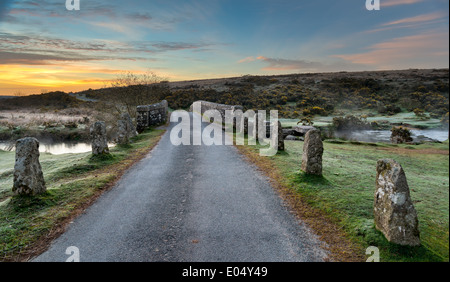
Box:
(237, 137, 449, 262)
(0, 129, 164, 261)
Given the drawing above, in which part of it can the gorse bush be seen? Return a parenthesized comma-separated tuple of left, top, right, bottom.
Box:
(332, 115, 372, 131)
(390, 126, 413, 144)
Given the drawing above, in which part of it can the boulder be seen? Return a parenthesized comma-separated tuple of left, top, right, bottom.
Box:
(282, 129, 296, 138)
(301, 129, 323, 175)
(285, 135, 302, 141)
(374, 159, 420, 246)
(12, 137, 46, 196)
(293, 125, 316, 136)
(90, 121, 109, 155)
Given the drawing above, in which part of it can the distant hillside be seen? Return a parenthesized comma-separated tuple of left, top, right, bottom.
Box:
(1, 69, 448, 123)
(0, 91, 87, 110)
(161, 69, 449, 118)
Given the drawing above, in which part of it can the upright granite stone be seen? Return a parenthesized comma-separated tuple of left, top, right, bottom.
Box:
(122, 112, 137, 138)
(12, 137, 46, 196)
(90, 121, 109, 155)
(239, 116, 249, 135)
(116, 119, 130, 145)
(374, 159, 420, 246)
(117, 113, 137, 144)
(301, 129, 323, 175)
(253, 113, 259, 139)
(277, 121, 284, 151)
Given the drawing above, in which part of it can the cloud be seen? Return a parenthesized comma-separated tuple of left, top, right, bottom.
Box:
(149, 42, 212, 51)
(364, 11, 447, 33)
(0, 31, 217, 67)
(333, 31, 449, 68)
(382, 0, 424, 7)
(125, 12, 153, 21)
(238, 56, 257, 63)
(238, 55, 361, 72)
(381, 11, 445, 26)
(255, 56, 323, 71)
(0, 51, 98, 65)
(87, 21, 134, 34)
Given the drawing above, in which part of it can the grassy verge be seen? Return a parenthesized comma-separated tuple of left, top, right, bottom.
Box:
(235, 137, 449, 262)
(0, 128, 165, 261)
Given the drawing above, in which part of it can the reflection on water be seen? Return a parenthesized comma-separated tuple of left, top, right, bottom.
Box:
(0, 141, 115, 155)
(334, 129, 448, 143)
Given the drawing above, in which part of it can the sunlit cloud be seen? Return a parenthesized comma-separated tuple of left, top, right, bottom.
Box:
(333, 31, 449, 68)
(382, 11, 445, 26)
(382, 0, 424, 7)
(87, 21, 134, 35)
(238, 56, 256, 63)
(364, 11, 447, 33)
(238, 56, 362, 73)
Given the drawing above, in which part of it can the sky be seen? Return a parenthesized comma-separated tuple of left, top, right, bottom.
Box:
(0, 0, 448, 95)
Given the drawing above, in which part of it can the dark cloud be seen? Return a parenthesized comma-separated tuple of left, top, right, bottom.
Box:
(0, 31, 214, 65)
(149, 42, 212, 51)
(126, 12, 152, 21)
(0, 50, 96, 64)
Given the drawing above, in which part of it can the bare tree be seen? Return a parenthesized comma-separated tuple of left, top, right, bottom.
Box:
(104, 71, 169, 120)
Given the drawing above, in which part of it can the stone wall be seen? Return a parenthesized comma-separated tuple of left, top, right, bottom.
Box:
(189, 100, 242, 121)
(136, 100, 168, 132)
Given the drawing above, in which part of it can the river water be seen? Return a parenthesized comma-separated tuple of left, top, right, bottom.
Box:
(333, 129, 448, 143)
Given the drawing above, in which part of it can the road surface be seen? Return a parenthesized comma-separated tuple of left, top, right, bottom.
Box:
(34, 113, 327, 262)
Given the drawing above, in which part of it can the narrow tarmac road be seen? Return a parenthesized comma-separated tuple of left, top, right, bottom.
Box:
(34, 113, 327, 262)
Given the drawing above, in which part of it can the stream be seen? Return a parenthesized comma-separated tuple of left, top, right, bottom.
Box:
(0, 141, 115, 155)
(333, 129, 448, 143)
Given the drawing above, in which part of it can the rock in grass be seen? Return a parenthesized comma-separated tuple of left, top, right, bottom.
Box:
(301, 129, 323, 175)
(12, 137, 46, 196)
(90, 121, 109, 155)
(117, 113, 137, 144)
(374, 159, 420, 246)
